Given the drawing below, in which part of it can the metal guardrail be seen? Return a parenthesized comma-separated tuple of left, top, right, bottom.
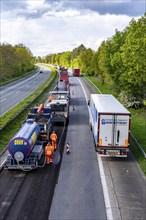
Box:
(85, 76, 146, 159)
(0, 74, 57, 133)
(0, 76, 57, 171)
(130, 133, 146, 158)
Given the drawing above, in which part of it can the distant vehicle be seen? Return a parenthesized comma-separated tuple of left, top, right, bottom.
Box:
(60, 69, 69, 85)
(56, 81, 69, 92)
(52, 64, 57, 69)
(47, 91, 70, 102)
(73, 68, 80, 77)
(89, 94, 131, 157)
(39, 70, 43, 73)
(46, 91, 70, 124)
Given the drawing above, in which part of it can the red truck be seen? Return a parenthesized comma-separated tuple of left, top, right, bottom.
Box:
(73, 68, 80, 77)
(60, 69, 69, 85)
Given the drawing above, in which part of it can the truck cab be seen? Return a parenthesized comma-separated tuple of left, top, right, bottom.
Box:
(27, 106, 52, 141)
(46, 94, 69, 124)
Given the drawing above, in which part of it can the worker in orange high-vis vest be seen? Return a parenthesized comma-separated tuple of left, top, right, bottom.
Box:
(49, 95, 54, 102)
(45, 142, 54, 164)
(50, 131, 58, 150)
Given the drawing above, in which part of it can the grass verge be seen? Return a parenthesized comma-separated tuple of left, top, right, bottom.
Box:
(0, 65, 58, 152)
(86, 76, 146, 176)
(0, 67, 38, 87)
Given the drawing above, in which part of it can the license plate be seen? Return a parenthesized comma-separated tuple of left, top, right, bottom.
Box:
(109, 151, 116, 155)
(107, 150, 119, 156)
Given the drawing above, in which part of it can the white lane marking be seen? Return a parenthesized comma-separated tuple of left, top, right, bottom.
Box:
(84, 76, 102, 94)
(77, 77, 113, 220)
(16, 90, 20, 93)
(98, 155, 113, 220)
(77, 77, 88, 104)
(0, 98, 6, 102)
(1, 91, 14, 99)
(0, 74, 38, 94)
(0, 65, 51, 95)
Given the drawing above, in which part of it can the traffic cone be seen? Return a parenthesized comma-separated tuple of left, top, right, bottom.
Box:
(73, 104, 75, 110)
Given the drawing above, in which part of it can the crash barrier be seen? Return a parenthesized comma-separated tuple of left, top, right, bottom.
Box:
(130, 133, 146, 158)
(0, 74, 57, 133)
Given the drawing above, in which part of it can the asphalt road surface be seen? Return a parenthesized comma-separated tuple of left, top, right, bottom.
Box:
(0, 124, 67, 220)
(50, 76, 146, 220)
(0, 76, 145, 220)
(0, 65, 51, 116)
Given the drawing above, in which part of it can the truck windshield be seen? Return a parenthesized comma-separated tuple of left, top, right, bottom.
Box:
(51, 105, 66, 112)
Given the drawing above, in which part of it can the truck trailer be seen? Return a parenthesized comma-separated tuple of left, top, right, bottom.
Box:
(89, 94, 131, 157)
(73, 68, 80, 77)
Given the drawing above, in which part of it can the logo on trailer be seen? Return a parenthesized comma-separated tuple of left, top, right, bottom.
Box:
(101, 118, 128, 125)
(101, 119, 106, 125)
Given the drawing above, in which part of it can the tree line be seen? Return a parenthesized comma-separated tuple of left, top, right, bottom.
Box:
(38, 14, 146, 107)
(0, 43, 35, 82)
(1, 14, 145, 107)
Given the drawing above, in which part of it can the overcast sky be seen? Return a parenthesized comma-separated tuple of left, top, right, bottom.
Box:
(1, 0, 145, 57)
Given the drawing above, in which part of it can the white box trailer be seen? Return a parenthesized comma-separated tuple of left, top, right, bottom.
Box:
(89, 94, 131, 157)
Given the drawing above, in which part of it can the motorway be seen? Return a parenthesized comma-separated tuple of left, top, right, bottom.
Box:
(49, 77, 146, 220)
(0, 75, 145, 220)
(0, 65, 51, 116)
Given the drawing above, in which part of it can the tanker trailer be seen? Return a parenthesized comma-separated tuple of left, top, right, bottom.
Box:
(4, 119, 45, 170)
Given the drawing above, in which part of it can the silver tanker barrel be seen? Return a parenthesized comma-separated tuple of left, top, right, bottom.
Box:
(8, 119, 40, 162)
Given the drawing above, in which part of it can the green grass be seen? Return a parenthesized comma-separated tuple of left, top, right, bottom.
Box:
(1, 72, 145, 175)
(0, 67, 38, 87)
(0, 66, 57, 129)
(0, 65, 58, 152)
(86, 76, 146, 176)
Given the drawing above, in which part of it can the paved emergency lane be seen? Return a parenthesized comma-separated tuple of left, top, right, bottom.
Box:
(50, 76, 146, 220)
(49, 76, 107, 220)
(0, 65, 51, 116)
(80, 77, 146, 220)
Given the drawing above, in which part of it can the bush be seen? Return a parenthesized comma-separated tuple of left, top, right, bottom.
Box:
(86, 67, 94, 76)
(118, 91, 143, 109)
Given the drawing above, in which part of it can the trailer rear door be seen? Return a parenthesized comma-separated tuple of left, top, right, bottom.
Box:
(99, 114, 130, 148)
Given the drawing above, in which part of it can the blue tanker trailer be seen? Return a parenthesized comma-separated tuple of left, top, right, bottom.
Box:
(4, 119, 46, 170)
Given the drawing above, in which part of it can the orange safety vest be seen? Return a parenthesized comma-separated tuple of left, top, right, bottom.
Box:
(50, 133, 57, 141)
(49, 95, 54, 102)
(45, 145, 54, 156)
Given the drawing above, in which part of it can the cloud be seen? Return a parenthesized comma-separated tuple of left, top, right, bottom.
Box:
(47, 0, 145, 16)
(1, 0, 27, 11)
(2, 0, 145, 18)
(1, 8, 134, 55)
(1, 0, 145, 56)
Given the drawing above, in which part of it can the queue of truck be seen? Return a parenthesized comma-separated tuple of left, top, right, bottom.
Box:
(3, 68, 131, 171)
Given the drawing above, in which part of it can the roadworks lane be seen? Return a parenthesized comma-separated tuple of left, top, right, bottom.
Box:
(49, 77, 107, 220)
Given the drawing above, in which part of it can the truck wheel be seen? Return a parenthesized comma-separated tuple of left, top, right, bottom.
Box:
(90, 125, 92, 131)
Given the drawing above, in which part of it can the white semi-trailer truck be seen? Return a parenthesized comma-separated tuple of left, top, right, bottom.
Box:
(89, 94, 131, 157)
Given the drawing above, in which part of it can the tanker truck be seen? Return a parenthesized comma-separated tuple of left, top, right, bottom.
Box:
(4, 119, 47, 170)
